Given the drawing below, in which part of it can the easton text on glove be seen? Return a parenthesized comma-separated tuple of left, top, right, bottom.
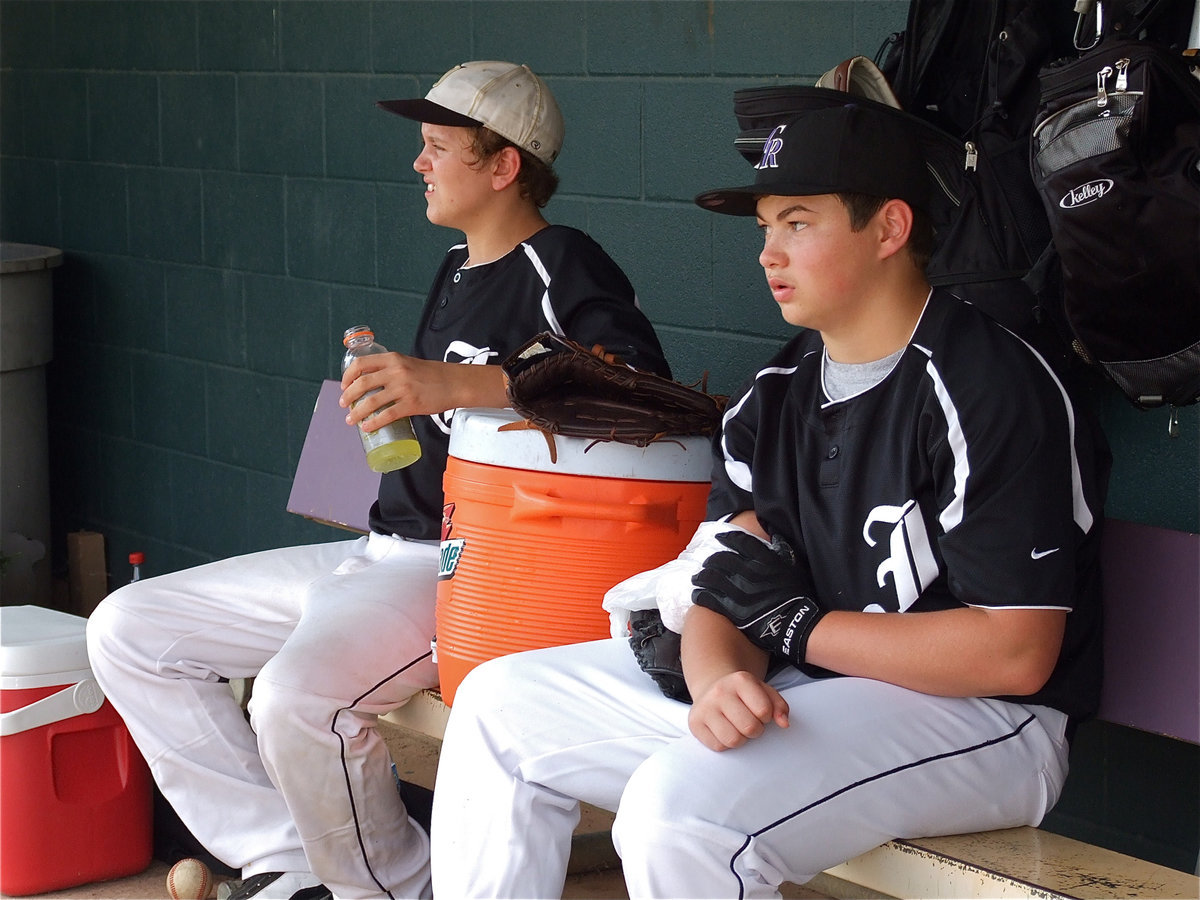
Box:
(691, 530, 824, 668)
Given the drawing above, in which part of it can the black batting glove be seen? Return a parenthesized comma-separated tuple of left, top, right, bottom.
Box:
(692, 530, 824, 668)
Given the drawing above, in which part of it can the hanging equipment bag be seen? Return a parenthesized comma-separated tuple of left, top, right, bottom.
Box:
(1030, 36, 1200, 408)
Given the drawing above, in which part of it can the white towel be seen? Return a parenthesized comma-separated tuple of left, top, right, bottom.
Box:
(602, 519, 759, 637)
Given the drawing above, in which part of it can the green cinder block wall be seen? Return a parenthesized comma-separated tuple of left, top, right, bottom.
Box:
(1, 0, 1195, 876)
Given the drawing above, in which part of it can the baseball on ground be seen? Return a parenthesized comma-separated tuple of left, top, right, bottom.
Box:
(167, 857, 213, 900)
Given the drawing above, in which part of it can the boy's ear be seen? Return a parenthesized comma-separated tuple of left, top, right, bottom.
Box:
(877, 198, 914, 260)
(490, 145, 523, 191)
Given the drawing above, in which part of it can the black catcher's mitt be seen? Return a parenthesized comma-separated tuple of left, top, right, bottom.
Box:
(500, 332, 726, 461)
(628, 609, 691, 703)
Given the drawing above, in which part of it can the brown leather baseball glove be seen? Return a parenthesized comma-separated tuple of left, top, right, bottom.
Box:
(500, 332, 726, 462)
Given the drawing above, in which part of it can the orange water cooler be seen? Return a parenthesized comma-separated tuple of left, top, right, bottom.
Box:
(435, 407, 712, 704)
(0, 605, 152, 896)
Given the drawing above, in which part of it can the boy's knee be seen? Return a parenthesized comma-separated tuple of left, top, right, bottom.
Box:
(452, 653, 530, 714)
(85, 595, 118, 653)
(85, 586, 150, 671)
(249, 655, 364, 740)
(250, 650, 325, 709)
(613, 753, 740, 867)
(612, 790, 683, 882)
(246, 674, 320, 745)
(612, 761, 684, 847)
(245, 674, 282, 723)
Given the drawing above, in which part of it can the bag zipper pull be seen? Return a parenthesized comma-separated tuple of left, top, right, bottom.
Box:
(1096, 64, 1114, 108)
(964, 141, 978, 171)
(1115, 57, 1130, 92)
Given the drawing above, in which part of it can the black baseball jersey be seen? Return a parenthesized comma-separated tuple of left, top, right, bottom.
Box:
(706, 289, 1109, 719)
(369, 224, 670, 540)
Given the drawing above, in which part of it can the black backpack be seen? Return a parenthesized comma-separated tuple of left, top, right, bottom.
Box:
(878, 0, 1079, 292)
(1030, 10, 1200, 409)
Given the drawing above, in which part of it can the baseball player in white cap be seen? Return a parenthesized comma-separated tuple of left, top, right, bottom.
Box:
(86, 61, 667, 900)
(429, 102, 1110, 898)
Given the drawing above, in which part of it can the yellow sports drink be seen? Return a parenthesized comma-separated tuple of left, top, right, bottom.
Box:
(341, 326, 422, 473)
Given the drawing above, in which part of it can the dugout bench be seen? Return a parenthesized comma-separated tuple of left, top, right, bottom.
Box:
(290, 379, 1200, 899)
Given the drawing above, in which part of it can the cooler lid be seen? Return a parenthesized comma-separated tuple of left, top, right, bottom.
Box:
(448, 407, 713, 481)
(0, 606, 91, 683)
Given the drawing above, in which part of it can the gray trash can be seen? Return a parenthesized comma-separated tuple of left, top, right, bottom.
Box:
(1, 242, 63, 606)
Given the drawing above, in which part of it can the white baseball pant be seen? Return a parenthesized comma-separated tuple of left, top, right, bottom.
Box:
(431, 637, 1069, 899)
(87, 532, 438, 899)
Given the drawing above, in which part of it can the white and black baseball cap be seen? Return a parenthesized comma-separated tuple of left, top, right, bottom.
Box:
(695, 104, 931, 216)
(377, 61, 564, 165)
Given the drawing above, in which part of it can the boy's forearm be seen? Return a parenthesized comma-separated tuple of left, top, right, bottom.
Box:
(447, 360, 510, 410)
(680, 509, 769, 696)
(804, 605, 1066, 698)
(681, 604, 771, 697)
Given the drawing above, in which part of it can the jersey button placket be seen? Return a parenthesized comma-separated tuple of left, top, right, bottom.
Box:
(429, 268, 466, 329)
(819, 409, 844, 487)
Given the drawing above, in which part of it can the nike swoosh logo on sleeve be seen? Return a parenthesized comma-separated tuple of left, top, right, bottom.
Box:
(1031, 547, 1061, 560)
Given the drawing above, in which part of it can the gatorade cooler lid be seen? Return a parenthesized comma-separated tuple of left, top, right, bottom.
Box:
(449, 407, 713, 481)
(0, 606, 93, 689)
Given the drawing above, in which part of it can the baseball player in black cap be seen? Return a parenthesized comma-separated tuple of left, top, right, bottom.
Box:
(86, 61, 667, 900)
(429, 102, 1110, 897)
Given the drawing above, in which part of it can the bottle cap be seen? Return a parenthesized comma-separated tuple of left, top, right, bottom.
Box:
(343, 325, 373, 346)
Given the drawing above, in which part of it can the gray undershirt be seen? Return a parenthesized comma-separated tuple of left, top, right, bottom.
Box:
(822, 346, 906, 401)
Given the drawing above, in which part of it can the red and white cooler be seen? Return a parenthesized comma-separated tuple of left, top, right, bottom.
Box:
(0, 605, 152, 896)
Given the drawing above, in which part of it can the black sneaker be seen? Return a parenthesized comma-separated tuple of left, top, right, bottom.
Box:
(222, 872, 331, 900)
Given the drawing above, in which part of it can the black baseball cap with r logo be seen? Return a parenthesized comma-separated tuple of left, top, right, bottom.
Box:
(695, 104, 930, 216)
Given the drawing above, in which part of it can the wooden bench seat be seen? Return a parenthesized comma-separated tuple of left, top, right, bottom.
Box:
(292, 380, 1199, 899)
(818, 827, 1200, 899)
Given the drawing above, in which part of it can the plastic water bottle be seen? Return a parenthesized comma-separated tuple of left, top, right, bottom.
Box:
(341, 326, 422, 473)
(128, 552, 144, 583)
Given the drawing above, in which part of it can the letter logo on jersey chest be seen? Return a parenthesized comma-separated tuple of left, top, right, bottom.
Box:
(863, 499, 940, 612)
